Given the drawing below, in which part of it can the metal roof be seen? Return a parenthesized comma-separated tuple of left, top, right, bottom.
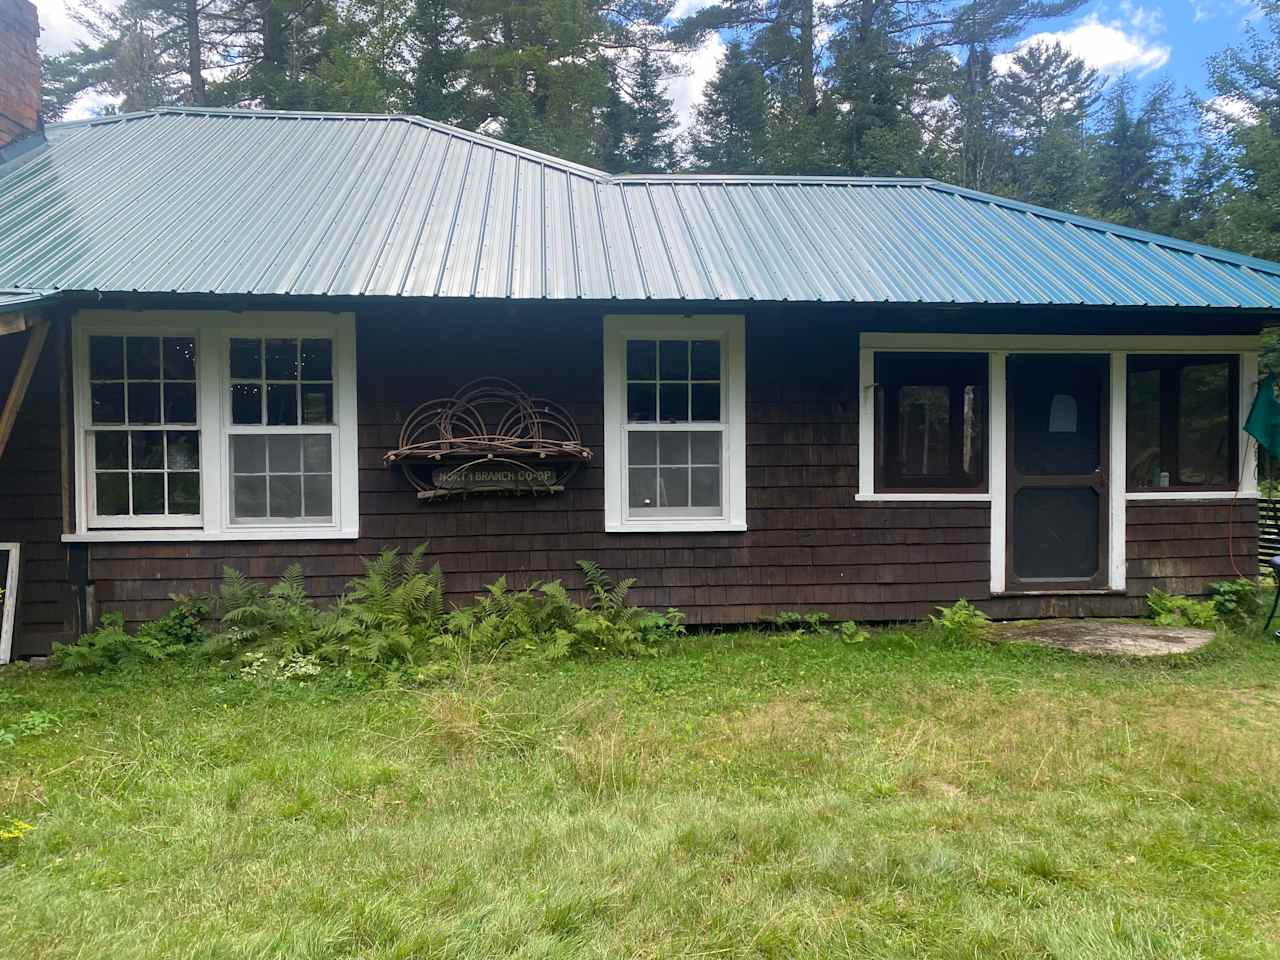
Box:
(2, 106, 1279, 308)
(0, 289, 58, 316)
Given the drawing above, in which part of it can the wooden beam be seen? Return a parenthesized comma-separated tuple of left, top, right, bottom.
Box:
(0, 312, 40, 337)
(0, 322, 50, 464)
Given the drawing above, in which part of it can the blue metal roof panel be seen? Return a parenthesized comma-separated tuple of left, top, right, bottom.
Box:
(2, 107, 1279, 308)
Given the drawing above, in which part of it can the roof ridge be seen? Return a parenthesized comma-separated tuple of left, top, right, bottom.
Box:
(48, 106, 615, 182)
(922, 180, 1280, 279)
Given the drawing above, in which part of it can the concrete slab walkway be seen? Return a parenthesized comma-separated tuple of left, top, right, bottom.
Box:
(989, 618, 1214, 657)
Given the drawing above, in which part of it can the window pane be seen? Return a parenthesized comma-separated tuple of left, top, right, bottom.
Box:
(627, 383, 656, 423)
(301, 384, 333, 424)
(132, 473, 165, 515)
(303, 474, 332, 517)
(125, 337, 161, 380)
(301, 339, 332, 381)
(690, 340, 720, 380)
(659, 383, 688, 422)
(690, 383, 720, 422)
(127, 382, 161, 424)
(231, 435, 267, 474)
(232, 475, 267, 518)
(230, 338, 261, 379)
(131, 430, 165, 470)
(690, 432, 720, 465)
(91, 382, 125, 424)
(658, 467, 689, 507)
(626, 340, 656, 380)
(268, 435, 302, 473)
(167, 431, 200, 470)
(265, 338, 298, 380)
(628, 468, 657, 508)
(95, 432, 128, 470)
(659, 340, 689, 380)
(1126, 367, 1162, 488)
(89, 336, 123, 380)
(269, 475, 303, 517)
(628, 431, 657, 466)
(659, 431, 689, 466)
(163, 338, 196, 380)
(168, 472, 200, 514)
(266, 384, 298, 425)
(231, 383, 262, 424)
(96, 472, 130, 515)
(163, 381, 196, 424)
(1178, 362, 1231, 486)
(897, 385, 950, 477)
(302, 435, 331, 473)
(690, 466, 721, 507)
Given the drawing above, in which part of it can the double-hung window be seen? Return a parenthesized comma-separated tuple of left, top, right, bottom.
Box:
(603, 315, 746, 532)
(72, 311, 359, 541)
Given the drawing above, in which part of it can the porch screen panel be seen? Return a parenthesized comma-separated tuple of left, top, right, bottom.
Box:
(1126, 356, 1237, 491)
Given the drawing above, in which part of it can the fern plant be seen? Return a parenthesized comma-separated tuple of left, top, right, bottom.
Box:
(213, 564, 319, 653)
(311, 546, 448, 665)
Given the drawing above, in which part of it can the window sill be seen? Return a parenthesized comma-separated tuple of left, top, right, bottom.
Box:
(1125, 491, 1256, 502)
(606, 521, 747, 534)
(855, 492, 991, 502)
(62, 527, 360, 544)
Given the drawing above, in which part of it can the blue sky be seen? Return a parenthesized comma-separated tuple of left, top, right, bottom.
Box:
(34, 0, 1265, 125)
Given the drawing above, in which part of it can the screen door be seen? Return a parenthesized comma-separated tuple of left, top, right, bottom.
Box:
(1006, 354, 1108, 591)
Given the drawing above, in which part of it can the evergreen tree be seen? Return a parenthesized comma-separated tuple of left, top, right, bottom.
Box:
(995, 40, 1101, 210)
(687, 41, 770, 173)
(621, 47, 679, 171)
(1090, 76, 1187, 231)
(1204, 0, 1280, 260)
(408, 0, 467, 122)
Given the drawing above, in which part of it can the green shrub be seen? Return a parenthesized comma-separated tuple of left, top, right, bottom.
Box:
(1146, 589, 1217, 628)
(1209, 579, 1263, 628)
(214, 565, 319, 651)
(53, 595, 210, 673)
(308, 546, 447, 665)
(928, 599, 990, 640)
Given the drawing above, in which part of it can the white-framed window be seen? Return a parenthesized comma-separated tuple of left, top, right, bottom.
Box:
(69, 310, 359, 543)
(603, 314, 746, 533)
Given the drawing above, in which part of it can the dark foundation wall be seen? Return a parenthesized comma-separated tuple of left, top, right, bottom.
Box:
(2, 302, 1262, 654)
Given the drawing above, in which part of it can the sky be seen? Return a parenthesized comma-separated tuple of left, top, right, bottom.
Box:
(34, 0, 1266, 127)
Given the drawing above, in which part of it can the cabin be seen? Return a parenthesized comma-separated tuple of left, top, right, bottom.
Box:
(0, 2, 1271, 658)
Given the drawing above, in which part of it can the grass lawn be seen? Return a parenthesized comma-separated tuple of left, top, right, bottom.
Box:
(3, 624, 1280, 958)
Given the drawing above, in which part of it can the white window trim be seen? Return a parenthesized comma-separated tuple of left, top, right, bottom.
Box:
(65, 309, 360, 544)
(858, 332, 1262, 595)
(603, 314, 747, 533)
(74, 324, 205, 529)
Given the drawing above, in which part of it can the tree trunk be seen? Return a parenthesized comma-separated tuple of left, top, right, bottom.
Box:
(186, 0, 206, 105)
(799, 0, 817, 115)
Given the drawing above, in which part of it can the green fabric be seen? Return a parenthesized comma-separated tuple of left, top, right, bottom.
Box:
(1245, 373, 1280, 458)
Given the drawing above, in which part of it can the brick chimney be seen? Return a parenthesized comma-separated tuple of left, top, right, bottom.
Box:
(0, 0, 41, 147)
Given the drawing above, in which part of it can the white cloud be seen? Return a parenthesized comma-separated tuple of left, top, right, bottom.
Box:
(666, 32, 725, 132)
(993, 13, 1171, 77)
(668, 0, 713, 20)
(34, 0, 90, 55)
(1206, 94, 1259, 126)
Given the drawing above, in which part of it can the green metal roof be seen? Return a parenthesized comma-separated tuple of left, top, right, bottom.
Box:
(1, 107, 1279, 308)
(0, 289, 58, 316)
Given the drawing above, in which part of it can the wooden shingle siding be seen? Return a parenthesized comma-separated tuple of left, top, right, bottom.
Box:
(84, 310, 996, 629)
(2, 304, 1259, 654)
(0, 322, 74, 655)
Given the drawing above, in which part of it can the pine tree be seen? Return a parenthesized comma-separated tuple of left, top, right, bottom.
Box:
(1090, 76, 1187, 232)
(687, 41, 770, 173)
(1204, 0, 1280, 260)
(621, 47, 679, 172)
(408, 0, 467, 122)
(995, 40, 1101, 210)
